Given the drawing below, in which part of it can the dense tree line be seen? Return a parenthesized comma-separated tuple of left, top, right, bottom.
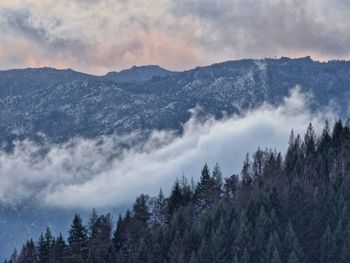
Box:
(6, 120, 350, 263)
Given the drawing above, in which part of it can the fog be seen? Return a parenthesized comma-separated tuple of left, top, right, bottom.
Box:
(0, 87, 335, 209)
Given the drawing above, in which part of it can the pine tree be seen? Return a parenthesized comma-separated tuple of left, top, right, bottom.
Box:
(241, 248, 250, 263)
(332, 119, 344, 154)
(271, 247, 282, 263)
(223, 174, 239, 199)
(255, 206, 271, 261)
(168, 180, 184, 218)
(153, 189, 166, 226)
(235, 212, 253, 260)
(169, 231, 186, 263)
(304, 123, 316, 159)
(9, 249, 18, 263)
(252, 147, 264, 181)
(112, 215, 124, 253)
(133, 194, 151, 226)
(53, 233, 66, 263)
(320, 226, 336, 263)
(211, 219, 234, 262)
(241, 154, 252, 187)
(179, 176, 193, 206)
(194, 163, 215, 211)
(68, 214, 88, 260)
(197, 237, 213, 263)
(189, 251, 198, 263)
(89, 213, 113, 262)
(136, 229, 154, 263)
(18, 239, 36, 263)
(266, 231, 281, 263)
(88, 208, 99, 240)
(287, 251, 300, 263)
(212, 163, 223, 200)
(284, 221, 304, 262)
(38, 227, 53, 263)
(285, 131, 303, 179)
(318, 122, 333, 193)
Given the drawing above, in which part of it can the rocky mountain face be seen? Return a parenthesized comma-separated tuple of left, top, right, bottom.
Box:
(1, 57, 350, 147)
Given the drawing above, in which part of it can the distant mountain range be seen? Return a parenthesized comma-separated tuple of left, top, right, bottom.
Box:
(1, 56, 350, 147)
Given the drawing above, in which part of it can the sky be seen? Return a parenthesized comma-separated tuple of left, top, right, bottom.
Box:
(0, 88, 335, 209)
(0, 0, 350, 74)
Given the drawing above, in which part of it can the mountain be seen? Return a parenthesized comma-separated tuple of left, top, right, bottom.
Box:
(104, 65, 177, 83)
(1, 57, 350, 147)
(1, 57, 350, 258)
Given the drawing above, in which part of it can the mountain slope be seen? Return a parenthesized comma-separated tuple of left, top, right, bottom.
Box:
(1, 57, 350, 146)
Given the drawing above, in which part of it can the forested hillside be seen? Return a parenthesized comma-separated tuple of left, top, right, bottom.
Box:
(7, 119, 350, 263)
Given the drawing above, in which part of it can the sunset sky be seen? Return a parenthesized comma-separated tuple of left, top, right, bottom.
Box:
(0, 0, 349, 74)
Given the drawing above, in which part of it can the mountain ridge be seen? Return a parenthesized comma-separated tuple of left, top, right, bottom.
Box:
(1, 56, 350, 147)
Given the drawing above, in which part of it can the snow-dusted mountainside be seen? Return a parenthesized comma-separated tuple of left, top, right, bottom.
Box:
(1, 57, 350, 147)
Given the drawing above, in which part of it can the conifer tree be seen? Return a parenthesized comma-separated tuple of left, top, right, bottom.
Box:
(252, 147, 264, 181)
(255, 206, 271, 260)
(284, 221, 304, 262)
(266, 231, 281, 263)
(271, 247, 282, 263)
(112, 215, 124, 253)
(235, 212, 253, 260)
(241, 154, 252, 187)
(168, 180, 184, 218)
(153, 189, 166, 226)
(133, 194, 151, 226)
(287, 251, 300, 263)
(38, 227, 53, 263)
(18, 239, 36, 263)
(189, 251, 198, 263)
(223, 174, 239, 199)
(320, 226, 336, 263)
(53, 233, 66, 263)
(194, 163, 215, 211)
(88, 208, 99, 240)
(212, 163, 223, 200)
(68, 214, 88, 261)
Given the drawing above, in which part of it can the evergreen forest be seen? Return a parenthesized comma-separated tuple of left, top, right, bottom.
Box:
(6, 120, 350, 263)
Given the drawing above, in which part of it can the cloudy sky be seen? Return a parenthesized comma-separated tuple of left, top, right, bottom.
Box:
(0, 0, 349, 74)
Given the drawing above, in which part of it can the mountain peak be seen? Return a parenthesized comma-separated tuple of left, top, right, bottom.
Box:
(105, 65, 176, 83)
(130, 64, 163, 69)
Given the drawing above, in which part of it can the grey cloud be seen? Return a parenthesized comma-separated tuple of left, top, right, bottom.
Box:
(1, 0, 350, 73)
(172, 0, 350, 59)
(1, 8, 44, 40)
(0, 6, 90, 67)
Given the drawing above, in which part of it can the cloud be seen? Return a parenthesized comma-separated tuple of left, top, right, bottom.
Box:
(0, 0, 204, 73)
(173, 0, 350, 60)
(0, 0, 349, 74)
(0, 87, 335, 209)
